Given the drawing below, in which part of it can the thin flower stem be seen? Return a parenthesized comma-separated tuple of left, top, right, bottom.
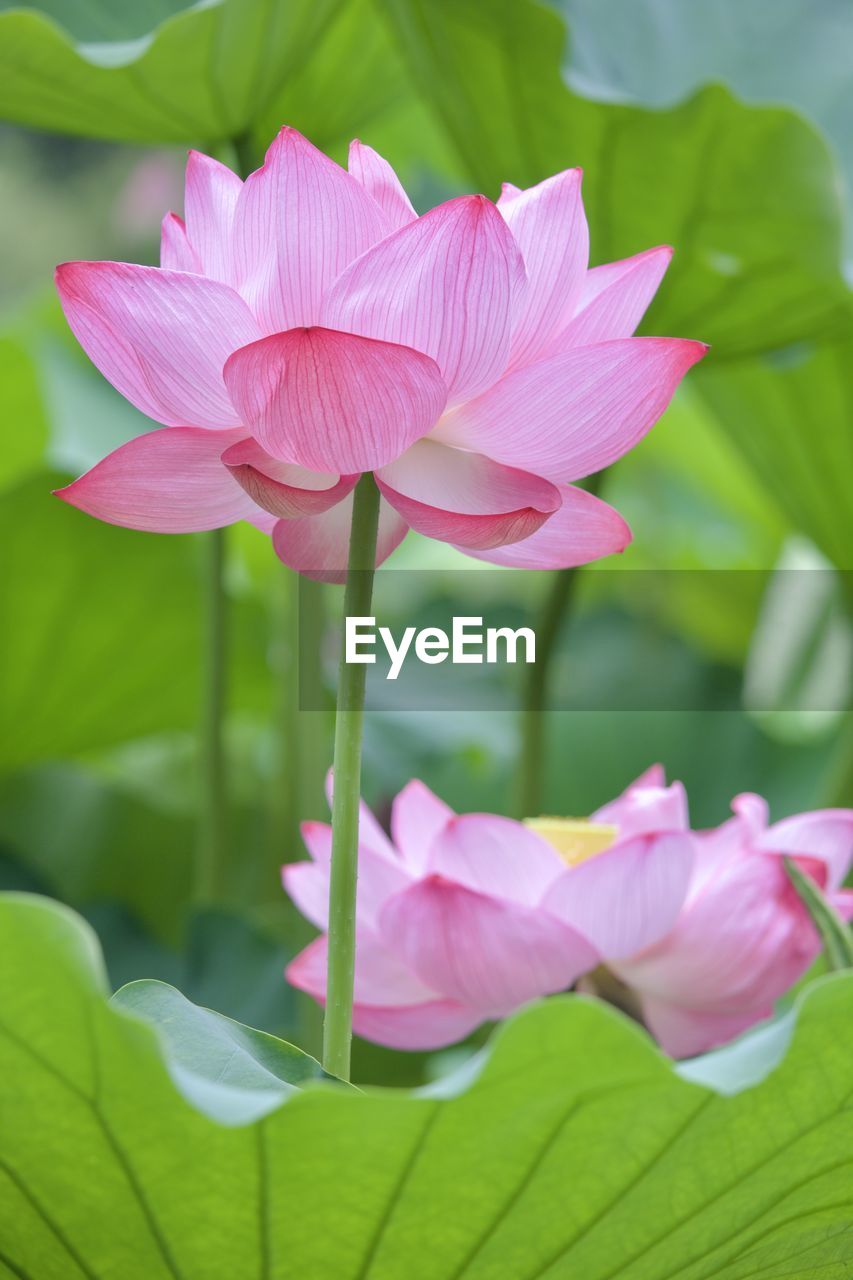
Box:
(197, 526, 228, 903)
(516, 473, 606, 818)
(323, 473, 382, 1080)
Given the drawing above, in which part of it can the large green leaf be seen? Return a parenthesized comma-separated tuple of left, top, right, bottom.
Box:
(0, 470, 273, 772)
(380, 0, 851, 357)
(1, 892, 851, 1278)
(695, 343, 853, 571)
(0, 0, 340, 144)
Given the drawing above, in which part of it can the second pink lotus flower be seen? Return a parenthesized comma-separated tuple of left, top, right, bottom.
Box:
(55, 128, 706, 577)
(285, 768, 853, 1057)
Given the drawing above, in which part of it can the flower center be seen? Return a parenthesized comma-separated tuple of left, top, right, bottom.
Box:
(523, 817, 618, 866)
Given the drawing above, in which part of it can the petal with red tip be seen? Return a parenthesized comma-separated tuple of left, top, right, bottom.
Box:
(160, 213, 199, 273)
(183, 150, 242, 284)
(376, 439, 559, 549)
(221, 437, 358, 519)
(390, 779, 455, 874)
(499, 169, 589, 368)
(233, 127, 390, 331)
(54, 427, 259, 532)
(435, 337, 708, 482)
(321, 194, 524, 403)
(348, 140, 416, 231)
(554, 246, 673, 350)
(55, 261, 260, 429)
(379, 877, 597, 1017)
(271, 492, 408, 582)
(223, 327, 447, 473)
(459, 484, 630, 569)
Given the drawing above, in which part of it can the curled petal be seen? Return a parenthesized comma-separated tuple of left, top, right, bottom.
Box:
(459, 484, 630, 569)
(223, 326, 447, 473)
(54, 426, 258, 532)
(233, 126, 390, 331)
(321, 194, 525, 403)
(183, 150, 243, 285)
(543, 832, 696, 960)
(55, 261, 260, 429)
(376, 439, 560, 549)
(594, 779, 689, 839)
(756, 808, 853, 891)
(221, 437, 358, 519)
(390, 779, 455, 875)
(348, 140, 416, 231)
(499, 168, 589, 368)
(271, 492, 408, 582)
(554, 246, 673, 350)
(435, 337, 708, 483)
(379, 876, 598, 1016)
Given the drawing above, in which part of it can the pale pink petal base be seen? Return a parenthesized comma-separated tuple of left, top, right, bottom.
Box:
(272, 495, 409, 581)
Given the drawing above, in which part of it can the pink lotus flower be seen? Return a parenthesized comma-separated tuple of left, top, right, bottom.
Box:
(54, 127, 706, 578)
(283, 772, 694, 1049)
(598, 766, 853, 1058)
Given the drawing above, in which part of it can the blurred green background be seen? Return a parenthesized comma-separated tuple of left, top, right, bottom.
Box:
(0, 0, 851, 1082)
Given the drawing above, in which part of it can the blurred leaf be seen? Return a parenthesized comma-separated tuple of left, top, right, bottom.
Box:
(696, 342, 853, 571)
(0, 0, 190, 43)
(383, 0, 850, 357)
(559, 0, 853, 253)
(785, 857, 853, 971)
(744, 539, 851, 742)
(0, 336, 48, 488)
(0, 470, 274, 774)
(0, 0, 340, 144)
(1, 892, 852, 1278)
(113, 978, 331, 1123)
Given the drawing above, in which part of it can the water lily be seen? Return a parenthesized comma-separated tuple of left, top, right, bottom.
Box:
(583, 766, 853, 1058)
(284, 772, 693, 1048)
(55, 127, 706, 579)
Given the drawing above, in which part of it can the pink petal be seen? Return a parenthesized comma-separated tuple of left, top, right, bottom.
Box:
(233, 127, 390, 332)
(375, 439, 560, 549)
(553, 246, 673, 350)
(379, 876, 598, 1016)
(221, 437, 358, 519)
(640, 997, 771, 1060)
(321, 194, 525, 403)
(459, 484, 630, 569)
(53, 426, 259, 532)
(543, 832, 696, 960)
(390, 779, 455, 874)
(498, 169, 589, 369)
(300, 820, 332, 864)
(286, 930, 438, 1007)
(283, 842, 410, 931)
(731, 792, 770, 836)
(183, 150, 242, 285)
(351, 999, 483, 1051)
(426, 813, 564, 906)
(55, 261, 260, 429)
(756, 808, 853, 891)
(594, 780, 689, 838)
(160, 213, 199, 273)
(434, 337, 708, 482)
(271, 492, 408, 582)
(348, 140, 417, 231)
(322, 775, 397, 861)
(498, 182, 523, 204)
(223, 326, 447, 472)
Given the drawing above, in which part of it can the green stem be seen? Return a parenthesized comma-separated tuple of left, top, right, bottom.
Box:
(516, 473, 606, 818)
(323, 474, 382, 1080)
(197, 526, 228, 903)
